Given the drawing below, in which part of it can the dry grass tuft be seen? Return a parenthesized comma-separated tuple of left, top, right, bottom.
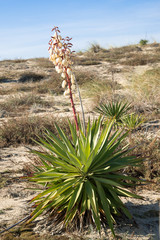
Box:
(74, 56, 101, 66)
(129, 68, 160, 108)
(121, 53, 160, 66)
(34, 58, 53, 68)
(125, 133, 160, 183)
(0, 59, 28, 64)
(0, 94, 53, 115)
(0, 116, 72, 147)
(82, 43, 160, 65)
(75, 70, 97, 86)
(18, 72, 45, 83)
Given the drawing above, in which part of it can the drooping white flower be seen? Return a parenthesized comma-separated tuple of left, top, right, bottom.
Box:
(54, 46, 58, 53)
(58, 69, 62, 73)
(64, 88, 70, 96)
(62, 80, 67, 88)
(53, 60, 57, 65)
(59, 49, 63, 56)
(58, 42, 62, 48)
(67, 68, 72, 76)
(61, 72, 66, 78)
(66, 49, 70, 54)
(56, 57, 62, 64)
(58, 35, 62, 40)
(72, 84, 76, 90)
(49, 28, 77, 96)
(71, 74, 75, 83)
(62, 59, 68, 66)
(53, 32, 58, 38)
(49, 49, 53, 55)
(55, 65, 59, 72)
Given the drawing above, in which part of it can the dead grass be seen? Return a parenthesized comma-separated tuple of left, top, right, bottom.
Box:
(82, 43, 160, 66)
(0, 71, 63, 96)
(129, 68, 160, 108)
(0, 116, 72, 147)
(74, 70, 121, 103)
(17, 77, 63, 95)
(121, 52, 160, 66)
(35, 74, 63, 94)
(34, 58, 54, 68)
(75, 70, 97, 86)
(125, 132, 160, 185)
(82, 78, 122, 102)
(18, 72, 45, 83)
(74, 56, 101, 66)
(0, 94, 53, 114)
(0, 59, 28, 64)
(84, 44, 143, 63)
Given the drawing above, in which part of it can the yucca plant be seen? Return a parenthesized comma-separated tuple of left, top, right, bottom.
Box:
(25, 27, 144, 238)
(121, 113, 144, 131)
(121, 113, 144, 146)
(96, 100, 131, 124)
(28, 116, 143, 236)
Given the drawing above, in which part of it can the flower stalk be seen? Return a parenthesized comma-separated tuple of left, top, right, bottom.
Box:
(65, 68, 79, 131)
(48, 26, 86, 133)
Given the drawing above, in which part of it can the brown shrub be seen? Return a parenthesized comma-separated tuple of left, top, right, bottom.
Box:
(75, 70, 97, 86)
(19, 72, 45, 83)
(0, 116, 72, 147)
(0, 94, 53, 113)
(34, 58, 53, 68)
(121, 53, 160, 66)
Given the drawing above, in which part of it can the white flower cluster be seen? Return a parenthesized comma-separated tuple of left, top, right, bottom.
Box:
(48, 27, 76, 96)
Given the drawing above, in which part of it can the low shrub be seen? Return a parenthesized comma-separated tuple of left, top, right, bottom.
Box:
(19, 72, 45, 83)
(139, 39, 148, 46)
(0, 94, 52, 113)
(0, 116, 71, 147)
(35, 58, 54, 68)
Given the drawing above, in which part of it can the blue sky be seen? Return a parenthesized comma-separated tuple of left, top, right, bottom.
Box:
(0, 0, 160, 60)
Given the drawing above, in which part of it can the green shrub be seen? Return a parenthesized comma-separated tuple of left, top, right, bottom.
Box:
(121, 113, 144, 131)
(96, 100, 131, 124)
(139, 39, 148, 46)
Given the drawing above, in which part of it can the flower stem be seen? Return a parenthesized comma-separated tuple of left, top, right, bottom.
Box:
(75, 78, 86, 136)
(66, 71, 79, 132)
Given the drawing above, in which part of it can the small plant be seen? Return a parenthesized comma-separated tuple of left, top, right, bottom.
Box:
(96, 100, 131, 124)
(0, 94, 52, 113)
(121, 113, 144, 131)
(19, 72, 45, 83)
(121, 113, 144, 146)
(139, 39, 148, 46)
(89, 43, 103, 53)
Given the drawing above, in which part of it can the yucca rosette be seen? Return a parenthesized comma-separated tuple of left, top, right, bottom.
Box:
(28, 117, 143, 236)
